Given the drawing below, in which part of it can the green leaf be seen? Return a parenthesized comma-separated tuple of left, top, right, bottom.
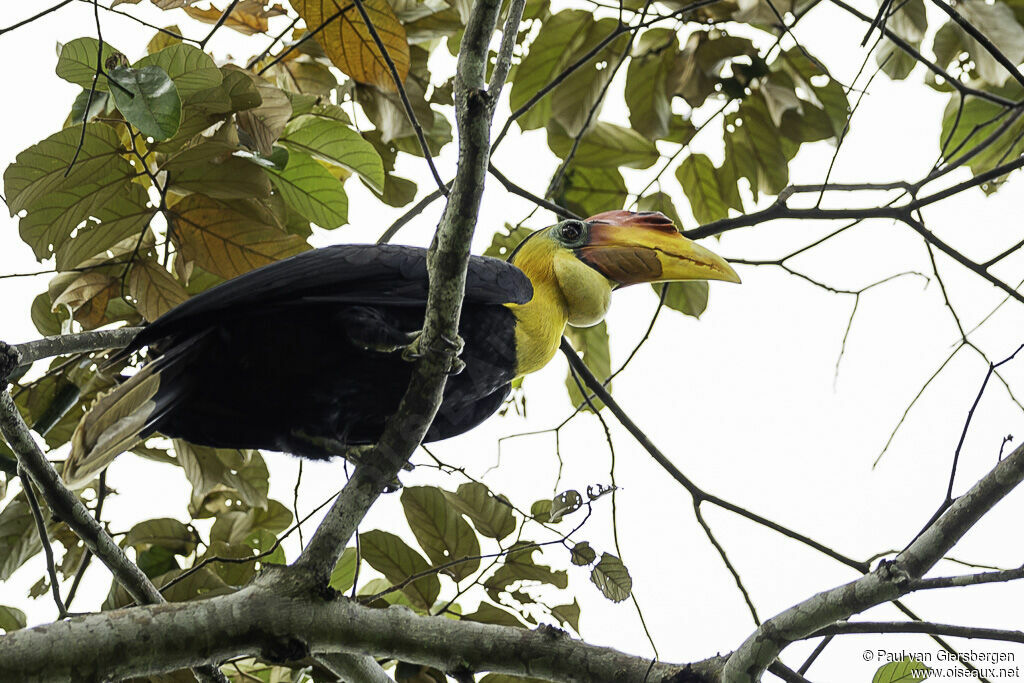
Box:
(244, 528, 286, 566)
(104, 566, 232, 610)
(485, 544, 568, 592)
(676, 153, 728, 225)
(547, 121, 659, 169)
(30, 293, 63, 337)
(69, 89, 112, 126)
(266, 150, 349, 229)
(54, 183, 156, 270)
(958, 0, 1024, 85)
(558, 166, 627, 218)
(401, 486, 481, 581)
(211, 511, 253, 546)
(548, 490, 582, 523)
(570, 541, 596, 566)
(135, 43, 222, 98)
(725, 96, 789, 196)
(359, 530, 440, 610)
(939, 82, 1024, 191)
(625, 29, 677, 139)
(549, 19, 628, 137)
(564, 321, 610, 411)
(56, 38, 119, 91)
(510, 10, 593, 130)
(136, 545, 181, 578)
(873, 657, 932, 682)
(462, 602, 527, 627)
(637, 192, 684, 229)
(379, 174, 418, 207)
(173, 441, 273, 513)
(550, 599, 581, 632)
(281, 116, 385, 193)
(3, 123, 135, 259)
(0, 499, 42, 580)
(0, 605, 27, 633)
(530, 499, 552, 522)
(108, 65, 182, 140)
(249, 499, 292, 534)
(328, 547, 359, 592)
(483, 224, 534, 260)
(121, 517, 196, 555)
(163, 142, 272, 199)
(590, 552, 631, 602)
(203, 540, 257, 586)
(653, 281, 709, 319)
(443, 483, 516, 541)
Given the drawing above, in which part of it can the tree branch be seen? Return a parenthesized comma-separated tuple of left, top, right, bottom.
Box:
(722, 439, 1024, 681)
(0, 582, 725, 682)
(292, 0, 524, 587)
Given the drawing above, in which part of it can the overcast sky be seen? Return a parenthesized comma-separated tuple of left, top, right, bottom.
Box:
(2, 2, 1024, 680)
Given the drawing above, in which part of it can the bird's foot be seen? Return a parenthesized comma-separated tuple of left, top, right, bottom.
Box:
(400, 332, 465, 375)
(0, 341, 22, 386)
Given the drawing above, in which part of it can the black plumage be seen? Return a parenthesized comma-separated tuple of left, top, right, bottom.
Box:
(129, 245, 533, 459)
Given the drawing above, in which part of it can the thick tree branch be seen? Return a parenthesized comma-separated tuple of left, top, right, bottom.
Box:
(0, 581, 725, 682)
(0, 392, 228, 683)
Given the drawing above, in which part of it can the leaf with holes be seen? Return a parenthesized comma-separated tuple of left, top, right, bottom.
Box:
(121, 518, 197, 556)
(401, 486, 480, 581)
(443, 483, 516, 541)
(128, 258, 189, 322)
(590, 552, 631, 602)
(359, 529, 440, 610)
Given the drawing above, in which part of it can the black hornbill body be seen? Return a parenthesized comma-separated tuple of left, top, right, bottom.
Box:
(67, 211, 738, 484)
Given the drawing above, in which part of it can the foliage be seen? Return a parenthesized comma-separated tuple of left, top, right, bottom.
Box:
(3, 0, 1024, 679)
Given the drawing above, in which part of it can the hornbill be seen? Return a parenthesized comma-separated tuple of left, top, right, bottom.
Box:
(66, 211, 738, 485)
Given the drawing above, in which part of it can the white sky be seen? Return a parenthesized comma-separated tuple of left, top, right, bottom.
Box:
(2, 2, 1024, 681)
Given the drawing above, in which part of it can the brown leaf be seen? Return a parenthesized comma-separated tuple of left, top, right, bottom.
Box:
(49, 271, 120, 330)
(128, 259, 189, 322)
(170, 194, 309, 279)
(184, 1, 287, 35)
(292, 0, 410, 92)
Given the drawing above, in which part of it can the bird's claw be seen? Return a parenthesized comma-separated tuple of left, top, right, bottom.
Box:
(0, 341, 21, 385)
(401, 332, 465, 375)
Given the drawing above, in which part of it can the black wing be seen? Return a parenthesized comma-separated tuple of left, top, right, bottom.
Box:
(131, 244, 532, 350)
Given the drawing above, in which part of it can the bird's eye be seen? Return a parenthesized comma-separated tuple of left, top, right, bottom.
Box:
(559, 220, 585, 242)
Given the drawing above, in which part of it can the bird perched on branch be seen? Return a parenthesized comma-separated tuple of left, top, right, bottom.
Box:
(66, 211, 738, 486)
